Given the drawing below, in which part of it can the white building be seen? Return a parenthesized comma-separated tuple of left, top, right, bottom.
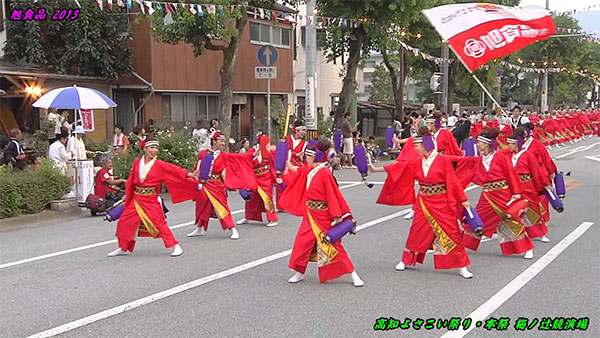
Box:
(292, 5, 364, 122)
(359, 52, 420, 105)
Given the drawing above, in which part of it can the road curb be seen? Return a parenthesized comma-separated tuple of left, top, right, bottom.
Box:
(0, 208, 88, 230)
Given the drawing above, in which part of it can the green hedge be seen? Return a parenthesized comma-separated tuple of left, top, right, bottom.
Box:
(0, 160, 71, 219)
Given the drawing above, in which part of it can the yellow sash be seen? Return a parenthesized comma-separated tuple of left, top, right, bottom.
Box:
(205, 189, 229, 219)
(307, 210, 338, 267)
(419, 197, 457, 254)
(257, 186, 275, 212)
(134, 199, 159, 237)
(484, 193, 526, 243)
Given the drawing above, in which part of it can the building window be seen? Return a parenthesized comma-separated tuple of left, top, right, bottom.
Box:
(250, 21, 291, 48)
(163, 94, 220, 123)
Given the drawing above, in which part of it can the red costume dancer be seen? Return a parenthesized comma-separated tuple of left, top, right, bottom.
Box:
(455, 129, 535, 259)
(281, 139, 364, 286)
(372, 128, 474, 279)
(505, 134, 553, 241)
(237, 132, 278, 227)
(426, 113, 463, 156)
(277, 121, 307, 211)
(107, 138, 198, 257)
(187, 130, 256, 240)
(517, 125, 557, 232)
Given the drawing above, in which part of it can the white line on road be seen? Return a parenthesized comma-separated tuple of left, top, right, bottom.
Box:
(439, 221, 594, 338)
(26, 206, 416, 338)
(0, 183, 362, 270)
(554, 141, 600, 159)
(584, 155, 600, 163)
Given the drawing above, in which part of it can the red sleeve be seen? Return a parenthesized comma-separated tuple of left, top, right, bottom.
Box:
(444, 156, 467, 219)
(454, 157, 480, 189)
(124, 159, 138, 206)
(442, 130, 463, 156)
(527, 152, 549, 191)
(501, 154, 522, 195)
(538, 143, 557, 175)
(376, 161, 416, 206)
(397, 137, 420, 161)
(159, 160, 198, 204)
(279, 166, 310, 216)
(322, 169, 351, 219)
(222, 152, 258, 190)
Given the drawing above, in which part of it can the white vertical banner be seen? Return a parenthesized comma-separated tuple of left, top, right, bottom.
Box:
(305, 76, 316, 129)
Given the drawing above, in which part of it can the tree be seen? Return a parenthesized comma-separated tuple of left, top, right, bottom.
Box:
(2, 0, 133, 80)
(368, 64, 395, 104)
(317, 0, 426, 128)
(149, 0, 293, 144)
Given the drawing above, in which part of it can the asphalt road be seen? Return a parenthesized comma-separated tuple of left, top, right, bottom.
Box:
(1, 137, 599, 338)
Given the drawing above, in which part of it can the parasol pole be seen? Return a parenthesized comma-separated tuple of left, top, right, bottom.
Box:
(74, 107, 79, 204)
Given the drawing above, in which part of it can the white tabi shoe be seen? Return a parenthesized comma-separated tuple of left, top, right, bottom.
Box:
(170, 244, 183, 257)
(403, 209, 415, 220)
(107, 248, 128, 257)
(537, 235, 550, 243)
(186, 227, 205, 237)
(395, 261, 406, 271)
(236, 218, 249, 225)
(523, 249, 534, 259)
(266, 221, 278, 227)
(229, 227, 240, 240)
(351, 271, 364, 287)
(459, 267, 473, 279)
(288, 272, 305, 283)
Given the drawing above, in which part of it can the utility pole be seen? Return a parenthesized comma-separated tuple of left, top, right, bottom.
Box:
(441, 43, 449, 114)
(541, 0, 549, 113)
(305, 0, 318, 139)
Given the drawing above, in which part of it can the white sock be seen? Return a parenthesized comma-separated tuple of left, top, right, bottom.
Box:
(107, 247, 127, 257)
(395, 261, 406, 271)
(351, 270, 364, 287)
(537, 235, 550, 243)
(266, 221, 278, 227)
(404, 209, 415, 220)
(236, 218, 249, 225)
(170, 244, 183, 257)
(524, 249, 534, 259)
(459, 267, 473, 279)
(230, 227, 240, 239)
(288, 272, 305, 283)
(187, 227, 205, 237)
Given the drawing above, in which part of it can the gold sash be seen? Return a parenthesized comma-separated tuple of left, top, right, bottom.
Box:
(307, 210, 338, 267)
(257, 186, 275, 212)
(134, 199, 159, 237)
(205, 189, 229, 219)
(419, 197, 456, 254)
(483, 193, 526, 244)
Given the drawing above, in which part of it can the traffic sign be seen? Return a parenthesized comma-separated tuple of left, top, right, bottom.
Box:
(257, 45, 278, 66)
(255, 66, 277, 79)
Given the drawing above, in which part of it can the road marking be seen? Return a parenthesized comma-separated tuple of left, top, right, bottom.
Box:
(439, 221, 594, 338)
(555, 141, 600, 159)
(0, 183, 362, 270)
(26, 207, 418, 338)
(338, 181, 385, 185)
(585, 155, 600, 163)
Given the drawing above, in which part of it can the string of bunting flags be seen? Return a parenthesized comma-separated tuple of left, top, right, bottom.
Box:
(85, 0, 375, 28)
(397, 39, 600, 85)
(554, 3, 600, 15)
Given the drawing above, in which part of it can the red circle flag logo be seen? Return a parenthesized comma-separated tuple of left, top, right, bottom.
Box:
(464, 39, 486, 58)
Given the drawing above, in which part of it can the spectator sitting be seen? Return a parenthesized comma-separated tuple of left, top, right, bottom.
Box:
(94, 158, 126, 210)
(7, 128, 26, 170)
(1, 136, 13, 166)
(31, 153, 42, 171)
(365, 136, 383, 162)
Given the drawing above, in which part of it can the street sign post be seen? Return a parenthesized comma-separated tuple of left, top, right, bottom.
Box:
(257, 45, 278, 138)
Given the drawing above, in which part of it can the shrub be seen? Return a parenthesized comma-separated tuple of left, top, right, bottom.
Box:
(113, 127, 199, 179)
(0, 160, 71, 218)
(33, 129, 49, 156)
(85, 140, 111, 153)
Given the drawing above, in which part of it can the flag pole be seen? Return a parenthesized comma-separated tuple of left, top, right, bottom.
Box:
(471, 74, 511, 122)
